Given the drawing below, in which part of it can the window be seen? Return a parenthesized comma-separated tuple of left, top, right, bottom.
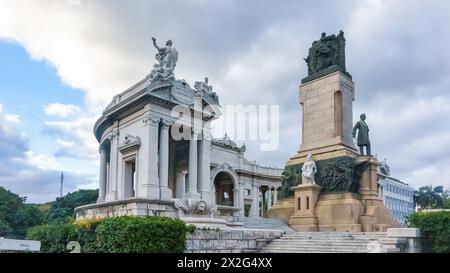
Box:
(124, 159, 136, 198)
(306, 196, 310, 210)
(298, 197, 301, 211)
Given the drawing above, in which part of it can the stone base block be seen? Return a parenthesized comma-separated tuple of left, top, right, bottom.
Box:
(315, 193, 364, 231)
(360, 197, 399, 232)
(181, 217, 241, 229)
(266, 197, 295, 223)
(289, 215, 318, 232)
(287, 144, 359, 166)
(318, 224, 362, 232)
(74, 198, 176, 221)
(160, 187, 173, 201)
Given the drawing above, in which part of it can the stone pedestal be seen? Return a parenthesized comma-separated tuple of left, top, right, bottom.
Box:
(289, 184, 321, 232)
(357, 156, 399, 231)
(315, 193, 364, 232)
(288, 71, 359, 166)
(266, 197, 295, 223)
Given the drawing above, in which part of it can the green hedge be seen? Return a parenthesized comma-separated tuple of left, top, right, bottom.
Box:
(409, 211, 450, 253)
(27, 216, 195, 253)
(27, 222, 78, 253)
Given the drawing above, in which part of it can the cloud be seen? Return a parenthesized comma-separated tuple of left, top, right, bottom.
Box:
(44, 116, 98, 161)
(0, 105, 95, 203)
(44, 103, 81, 118)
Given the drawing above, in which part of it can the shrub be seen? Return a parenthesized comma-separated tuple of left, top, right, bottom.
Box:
(27, 222, 78, 253)
(409, 211, 450, 253)
(96, 216, 192, 253)
(27, 216, 195, 253)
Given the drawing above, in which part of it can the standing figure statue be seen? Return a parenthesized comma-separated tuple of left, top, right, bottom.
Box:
(149, 37, 178, 81)
(352, 113, 371, 156)
(302, 152, 317, 184)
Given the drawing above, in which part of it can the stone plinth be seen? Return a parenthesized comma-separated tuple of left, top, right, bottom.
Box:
(357, 156, 399, 232)
(289, 184, 321, 232)
(315, 193, 364, 232)
(288, 71, 358, 166)
(75, 198, 177, 220)
(266, 197, 295, 223)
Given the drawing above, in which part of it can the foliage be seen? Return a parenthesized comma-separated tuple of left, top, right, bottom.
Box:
(444, 198, 450, 210)
(415, 185, 445, 209)
(27, 216, 194, 253)
(46, 189, 98, 223)
(96, 216, 193, 253)
(0, 187, 44, 239)
(409, 211, 450, 253)
(27, 221, 78, 253)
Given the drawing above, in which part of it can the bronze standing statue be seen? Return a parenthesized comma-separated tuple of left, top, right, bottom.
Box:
(352, 113, 371, 156)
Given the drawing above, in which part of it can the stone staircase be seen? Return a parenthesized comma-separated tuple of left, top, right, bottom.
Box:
(260, 232, 388, 253)
(241, 217, 296, 235)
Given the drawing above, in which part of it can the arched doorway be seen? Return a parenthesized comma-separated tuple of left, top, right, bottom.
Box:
(214, 172, 235, 207)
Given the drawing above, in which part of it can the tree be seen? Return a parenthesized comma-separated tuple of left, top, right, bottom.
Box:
(0, 187, 43, 239)
(46, 189, 98, 223)
(415, 185, 445, 209)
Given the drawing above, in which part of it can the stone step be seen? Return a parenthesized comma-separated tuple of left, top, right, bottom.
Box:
(266, 241, 371, 246)
(261, 249, 368, 253)
(258, 231, 389, 253)
(264, 245, 369, 250)
(263, 248, 369, 252)
(241, 217, 296, 234)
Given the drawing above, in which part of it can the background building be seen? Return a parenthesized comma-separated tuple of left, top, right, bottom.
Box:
(378, 161, 415, 225)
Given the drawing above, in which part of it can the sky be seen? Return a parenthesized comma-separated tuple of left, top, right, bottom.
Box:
(0, 0, 450, 203)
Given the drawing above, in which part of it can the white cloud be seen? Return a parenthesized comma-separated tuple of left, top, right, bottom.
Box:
(0, 105, 95, 203)
(23, 151, 62, 171)
(44, 103, 81, 117)
(45, 116, 98, 161)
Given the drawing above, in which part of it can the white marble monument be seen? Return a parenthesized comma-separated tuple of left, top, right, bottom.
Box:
(75, 38, 282, 227)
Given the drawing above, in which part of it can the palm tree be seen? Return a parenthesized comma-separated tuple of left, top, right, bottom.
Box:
(415, 185, 444, 209)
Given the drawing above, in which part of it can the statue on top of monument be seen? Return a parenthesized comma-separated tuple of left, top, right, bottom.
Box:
(304, 30, 347, 76)
(149, 37, 179, 82)
(352, 113, 371, 156)
(302, 152, 317, 184)
(194, 77, 220, 103)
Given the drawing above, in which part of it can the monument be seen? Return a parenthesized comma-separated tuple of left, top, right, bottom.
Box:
(268, 31, 399, 232)
(74, 37, 283, 228)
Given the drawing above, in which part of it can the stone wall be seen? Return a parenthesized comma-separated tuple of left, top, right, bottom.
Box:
(186, 228, 284, 253)
(75, 198, 177, 221)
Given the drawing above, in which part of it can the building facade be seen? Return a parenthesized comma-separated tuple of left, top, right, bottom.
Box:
(377, 161, 415, 225)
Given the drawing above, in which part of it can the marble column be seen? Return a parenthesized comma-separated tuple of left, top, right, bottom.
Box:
(267, 187, 273, 210)
(273, 186, 278, 204)
(198, 132, 212, 204)
(251, 183, 260, 217)
(186, 129, 200, 199)
(141, 114, 160, 200)
(105, 128, 119, 202)
(261, 190, 266, 217)
(239, 183, 245, 217)
(97, 145, 107, 203)
(176, 170, 188, 199)
(159, 120, 172, 200)
(233, 188, 239, 208)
